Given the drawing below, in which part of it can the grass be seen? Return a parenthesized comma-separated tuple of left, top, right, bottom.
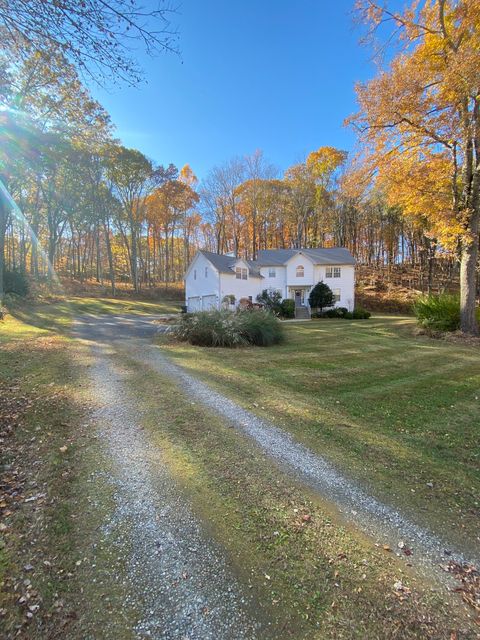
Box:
(159, 314, 480, 555)
(0, 307, 139, 637)
(119, 351, 477, 639)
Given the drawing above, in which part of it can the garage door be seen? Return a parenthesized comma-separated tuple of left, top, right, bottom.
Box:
(202, 295, 218, 310)
(187, 296, 201, 312)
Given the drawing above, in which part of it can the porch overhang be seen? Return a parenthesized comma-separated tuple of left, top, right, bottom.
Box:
(287, 285, 313, 289)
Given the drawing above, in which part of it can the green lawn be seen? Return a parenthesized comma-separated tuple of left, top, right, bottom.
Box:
(160, 315, 480, 554)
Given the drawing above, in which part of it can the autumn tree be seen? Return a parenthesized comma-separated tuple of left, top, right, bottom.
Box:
(241, 151, 277, 258)
(283, 163, 316, 248)
(179, 165, 200, 267)
(350, 0, 480, 335)
(306, 146, 347, 245)
(107, 146, 175, 291)
(201, 158, 246, 255)
(146, 175, 198, 283)
(0, 44, 112, 298)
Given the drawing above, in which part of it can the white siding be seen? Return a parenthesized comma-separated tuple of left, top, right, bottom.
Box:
(185, 253, 220, 309)
(286, 253, 315, 285)
(314, 264, 355, 311)
(219, 272, 263, 304)
(259, 266, 287, 298)
(187, 296, 201, 312)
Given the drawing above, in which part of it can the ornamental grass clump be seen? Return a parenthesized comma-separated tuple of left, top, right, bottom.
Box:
(237, 308, 284, 346)
(413, 294, 461, 332)
(174, 309, 284, 347)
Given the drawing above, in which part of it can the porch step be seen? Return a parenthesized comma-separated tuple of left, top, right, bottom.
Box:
(294, 306, 310, 319)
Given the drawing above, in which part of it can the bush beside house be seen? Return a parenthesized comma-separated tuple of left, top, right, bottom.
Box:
(312, 306, 371, 320)
(256, 288, 282, 315)
(280, 299, 295, 319)
(308, 281, 334, 314)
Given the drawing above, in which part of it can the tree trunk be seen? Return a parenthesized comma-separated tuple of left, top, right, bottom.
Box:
(129, 215, 138, 292)
(0, 192, 9, 304)
(459, 215, 479, 335)
(103, 222, 116, 296)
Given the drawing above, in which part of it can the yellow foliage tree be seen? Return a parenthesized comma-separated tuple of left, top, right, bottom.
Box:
(349, 0, 480, 334)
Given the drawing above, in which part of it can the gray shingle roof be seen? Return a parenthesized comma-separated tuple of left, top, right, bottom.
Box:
(256, 247, 355, 266)
(199, 247, 354, 276)
(199, 251, 263, 278)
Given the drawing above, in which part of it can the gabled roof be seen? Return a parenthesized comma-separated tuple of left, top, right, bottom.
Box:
(199, 250, 263, 278)
(256, 247, 355, 266)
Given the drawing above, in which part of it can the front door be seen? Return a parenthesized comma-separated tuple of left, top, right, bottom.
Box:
(294, 290, 303, 307)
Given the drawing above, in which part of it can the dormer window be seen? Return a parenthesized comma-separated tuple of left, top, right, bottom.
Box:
(296, 265, 304, 278)
(235, 267, 248, 280)
(268, 267, 276, 277)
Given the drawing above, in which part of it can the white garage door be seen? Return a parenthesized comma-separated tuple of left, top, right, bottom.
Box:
(202, 295, 218, 310)
(187, 296, 201, 312)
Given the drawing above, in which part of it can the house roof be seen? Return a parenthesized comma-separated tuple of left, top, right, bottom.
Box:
(199, 250, 263, 278)
(255, 247, 355, 266)
(197, 247, 354, 277)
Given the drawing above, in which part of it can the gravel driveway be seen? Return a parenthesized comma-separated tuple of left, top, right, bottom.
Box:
(76, 313, 478, 608)
(75, 316, 262, 640)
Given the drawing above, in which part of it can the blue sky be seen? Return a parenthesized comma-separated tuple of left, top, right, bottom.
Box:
(91, 0, 377, 180)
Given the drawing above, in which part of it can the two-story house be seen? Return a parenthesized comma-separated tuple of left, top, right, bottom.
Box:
(184, 248, 355, 316)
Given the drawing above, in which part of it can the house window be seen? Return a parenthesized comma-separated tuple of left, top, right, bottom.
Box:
(268, 267, 276, 277)
(333, 288, 341, 303)
(235, 267, 242, 279)
(194, 269, 197, 280)
(205, 267, 208, 277)
(296, 265, 304, 278)
(242, 268, 248, 280)
(326, 266, 341, 278)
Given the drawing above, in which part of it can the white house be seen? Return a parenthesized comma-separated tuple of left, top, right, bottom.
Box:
(184, 248, 355, 317)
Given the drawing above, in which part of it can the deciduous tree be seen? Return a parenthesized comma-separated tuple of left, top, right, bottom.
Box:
(349, 0, 480, 334)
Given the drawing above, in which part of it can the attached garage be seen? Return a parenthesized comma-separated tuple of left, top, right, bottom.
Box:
(187, 296, 201, 312)
(202, 294, 218, 310)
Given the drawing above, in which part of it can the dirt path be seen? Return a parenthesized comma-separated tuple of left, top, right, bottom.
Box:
(75, 318, 262, 640)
